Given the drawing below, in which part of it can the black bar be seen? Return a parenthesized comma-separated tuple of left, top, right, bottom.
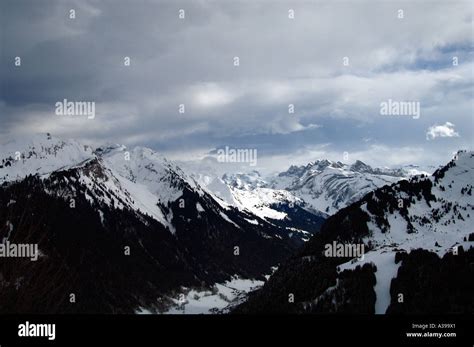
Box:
(0, 314, 472, 346)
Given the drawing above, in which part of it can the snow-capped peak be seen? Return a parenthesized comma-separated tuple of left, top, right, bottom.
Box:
(0, 134, 201, 233)
(349, 160, 373, 173)
(0, 133, 94, 184)
(98, 144, 190, 206)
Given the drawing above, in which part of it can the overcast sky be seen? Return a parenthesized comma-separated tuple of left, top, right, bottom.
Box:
(1, 0, 473, 172)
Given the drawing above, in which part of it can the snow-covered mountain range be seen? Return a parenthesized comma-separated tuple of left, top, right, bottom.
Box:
(1, 133, 468, 314)
(0, 134, 298, 313)
(269, 159, 411, 215)
(0, 133, 437, 245)
(0, 135, 317, 241)
(179, 157, 430, 235)
(0, 133, 94, 184)
(235, 150, 474, 314)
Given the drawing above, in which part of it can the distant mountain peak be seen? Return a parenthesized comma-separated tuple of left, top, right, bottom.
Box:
(309, 159, 333, 169)
(269, 157, 408, 215)
(0, 134, 94, 184)
(350, 159, 372, 173)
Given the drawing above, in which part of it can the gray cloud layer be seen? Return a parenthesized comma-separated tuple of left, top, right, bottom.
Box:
(1, 0, 473, 171)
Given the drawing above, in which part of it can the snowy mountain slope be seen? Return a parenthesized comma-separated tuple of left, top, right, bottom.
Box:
(354, 150, 473, 255)
(225, 185, 299, 221)
(0, 133, 436, 243)
(0, 135, 180, 232)
(0, 134, 306, 313)
(179, 157, 422, 237)
(177, 166, 325, 239)
(98, 144, 196, 205)
(221, 172, 326, 241)
(235, 151, 474, 314)
(187, 157, 414, 226)
(95, 144, 203, 233)
(0, 136, 244, 229)
(176, 158, 239, 206)
(97, 145, 321, 243)
(0, 133, 94, 184)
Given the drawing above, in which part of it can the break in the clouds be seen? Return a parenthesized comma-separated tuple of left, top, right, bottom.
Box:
(0, 0, 473, 171)
(426, 122, 460, 140)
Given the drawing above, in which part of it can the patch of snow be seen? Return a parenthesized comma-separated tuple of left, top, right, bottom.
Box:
(244, 218, 259, 225)
(219, 211, 240, 229)
(339, 251, 401, 314)
(162, 276, 264, 314)
(98, 210, 105, 226)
